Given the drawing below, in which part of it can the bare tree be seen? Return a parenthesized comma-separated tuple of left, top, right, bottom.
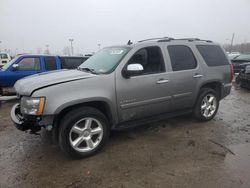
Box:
(223, 43, 250, 54)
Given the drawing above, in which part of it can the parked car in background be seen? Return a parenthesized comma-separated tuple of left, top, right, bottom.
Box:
(227, 52, 241, 60)
(0, 55, 88, 95)
(0, 52, 11, 68)
(235, 63, 250, 89)
(11, 37, 232, 158)
(231, 54, 250, 73)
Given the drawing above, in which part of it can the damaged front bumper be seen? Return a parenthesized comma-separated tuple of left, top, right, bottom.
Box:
(11, 103, 54, 133)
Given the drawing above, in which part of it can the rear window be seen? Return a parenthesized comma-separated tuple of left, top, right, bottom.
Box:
(196, 45, 229, 66)
(61, 57, 87, 69)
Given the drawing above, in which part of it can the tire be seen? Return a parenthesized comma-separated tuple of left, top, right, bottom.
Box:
(193, 88, 219, 122)
(59, 107, 109, 159)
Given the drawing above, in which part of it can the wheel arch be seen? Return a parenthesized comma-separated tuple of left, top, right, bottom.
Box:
(198, 81, 222, 100)
(52, 100, 115, 143)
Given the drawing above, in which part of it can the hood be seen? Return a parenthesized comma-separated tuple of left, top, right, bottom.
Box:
(14, 69, 96, 96)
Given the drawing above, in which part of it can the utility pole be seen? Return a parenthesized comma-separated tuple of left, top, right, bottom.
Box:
(69, 39, 74, 56)
(230, 33, 235, 53)
(45, 44, 50, 55)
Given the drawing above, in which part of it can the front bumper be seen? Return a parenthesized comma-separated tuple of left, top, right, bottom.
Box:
(11, 103, 41, 132)
(11, 103, 55, 132)
(237, 74, 250, 89)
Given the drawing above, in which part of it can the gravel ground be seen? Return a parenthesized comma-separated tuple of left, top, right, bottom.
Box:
(0, 85, 250, 188)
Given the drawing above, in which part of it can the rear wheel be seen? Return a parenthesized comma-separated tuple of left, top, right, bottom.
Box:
(59, 107, 109, 158)
(193, 88, 219, 121)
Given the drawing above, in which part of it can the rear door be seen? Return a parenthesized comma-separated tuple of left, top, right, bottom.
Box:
(43, 56, 58, 71)
(166, 45, 204, 111)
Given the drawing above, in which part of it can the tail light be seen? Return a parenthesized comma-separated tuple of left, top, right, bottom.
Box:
(230, 64, 234, 82)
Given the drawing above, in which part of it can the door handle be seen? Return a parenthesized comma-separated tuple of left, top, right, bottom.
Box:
(157, 79, 169, 84)
(193, 74, 203, 78)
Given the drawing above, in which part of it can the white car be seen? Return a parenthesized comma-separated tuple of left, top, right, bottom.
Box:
(0, 53, 11, 68)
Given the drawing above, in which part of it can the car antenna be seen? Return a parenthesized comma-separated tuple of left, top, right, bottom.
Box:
(127, 40, 133, 45)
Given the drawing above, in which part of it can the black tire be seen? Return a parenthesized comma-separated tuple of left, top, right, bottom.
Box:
(59, 107, 109, 159)
(193, 88, 219, 122)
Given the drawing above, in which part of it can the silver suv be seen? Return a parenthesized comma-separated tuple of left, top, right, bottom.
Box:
(11, 37, 233, 158)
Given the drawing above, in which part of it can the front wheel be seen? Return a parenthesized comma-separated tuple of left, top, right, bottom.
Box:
(59, 107, 109, 158)
(193, 88, 219, 121)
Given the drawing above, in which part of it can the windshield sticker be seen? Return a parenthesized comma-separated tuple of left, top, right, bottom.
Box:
(110, 50, 124, 55)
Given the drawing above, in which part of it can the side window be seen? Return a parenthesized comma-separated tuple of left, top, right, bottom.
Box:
(61, 58, 87, 69)
(168, 45, 197, 71)
(18, 58, 40, 71)
(196, 45, 229, 66)
(128, 46, 165, 75)
(44, 57, 57, 70)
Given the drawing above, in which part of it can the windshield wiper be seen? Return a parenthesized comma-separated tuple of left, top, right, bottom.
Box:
(77, 67, 97, 74)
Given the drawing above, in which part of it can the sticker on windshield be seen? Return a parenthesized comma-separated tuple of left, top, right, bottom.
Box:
(110, 50, 124, 55)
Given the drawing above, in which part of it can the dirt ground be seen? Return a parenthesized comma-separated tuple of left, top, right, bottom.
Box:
(0, 85, 250, 188)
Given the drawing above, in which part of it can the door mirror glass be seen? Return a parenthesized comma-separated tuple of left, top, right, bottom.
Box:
(123, 64, 144, 78)
(12, 64, 19, 71)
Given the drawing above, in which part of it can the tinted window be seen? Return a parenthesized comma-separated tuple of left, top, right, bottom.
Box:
(61, 57, 87, 69)
(168, 45, 197, 71)
(44, 57, 57, 70)
(127, 46, 165, 75)
(197, 45, 229, 66)
(18, 58, 40, 71)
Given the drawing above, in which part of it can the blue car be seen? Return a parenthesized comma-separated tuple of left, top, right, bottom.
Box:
(0, 55, 88, 95)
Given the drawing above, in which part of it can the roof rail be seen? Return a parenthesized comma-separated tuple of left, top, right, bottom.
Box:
(174, 38, 213, 42)
(138, 37, 174, 43)
(138, 37, 213, 43)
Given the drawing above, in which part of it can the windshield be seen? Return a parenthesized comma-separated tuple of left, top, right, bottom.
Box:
(79, 47, 130, 74)
(1, 57, 19, 70)
(0, 53, 8, 59)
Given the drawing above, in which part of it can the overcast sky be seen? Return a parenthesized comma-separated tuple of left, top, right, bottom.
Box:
(0, 0, 250, 54)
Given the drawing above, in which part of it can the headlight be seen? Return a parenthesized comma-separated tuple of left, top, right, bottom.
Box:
(20, 97, 45, 115)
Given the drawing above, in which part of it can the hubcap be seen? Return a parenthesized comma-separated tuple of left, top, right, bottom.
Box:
(69, 117, 103, 152)
(201, 94, 217, 118)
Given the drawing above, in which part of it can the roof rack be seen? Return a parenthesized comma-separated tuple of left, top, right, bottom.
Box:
(138, 37, 213, 43)
(138, 37, 174, 43)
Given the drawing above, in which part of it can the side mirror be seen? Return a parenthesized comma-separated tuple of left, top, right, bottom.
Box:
(12, 64, 19, 71)
(123, 64, 144, 78)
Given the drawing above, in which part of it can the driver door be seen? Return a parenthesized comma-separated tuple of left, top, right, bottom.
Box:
(116, 46, 172, 122)
(7, 57, 42, 86)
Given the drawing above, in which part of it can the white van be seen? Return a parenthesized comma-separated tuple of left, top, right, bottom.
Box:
(0, 53, 11, 68)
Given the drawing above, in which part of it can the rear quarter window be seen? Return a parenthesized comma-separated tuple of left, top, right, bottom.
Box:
(196, 45, 229, 66)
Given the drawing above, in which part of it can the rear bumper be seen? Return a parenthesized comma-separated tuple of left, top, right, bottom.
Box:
(221, 83, 232, 99)
(0, 87, 16, 96)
